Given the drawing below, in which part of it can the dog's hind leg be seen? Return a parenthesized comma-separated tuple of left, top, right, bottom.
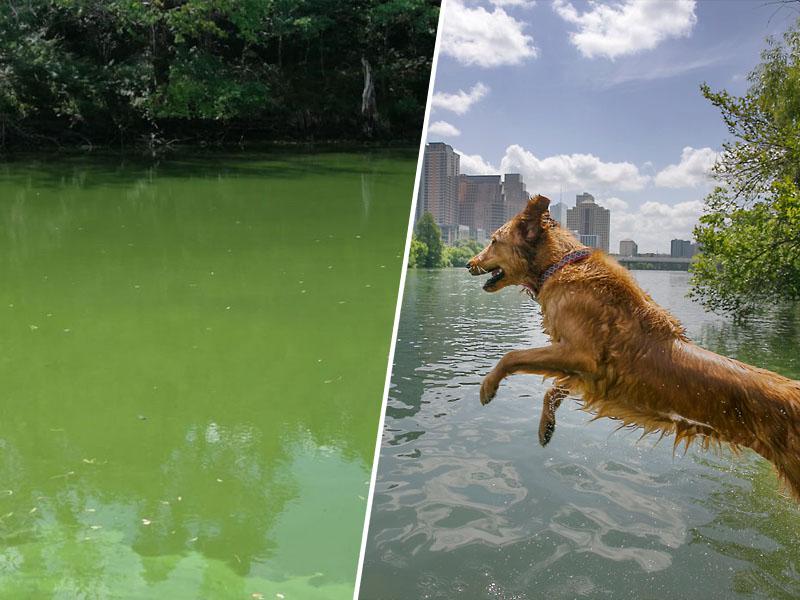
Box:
(539, 386, 568, 447)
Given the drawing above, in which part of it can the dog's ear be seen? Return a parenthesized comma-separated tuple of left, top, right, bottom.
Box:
(519, 195, 550, 243)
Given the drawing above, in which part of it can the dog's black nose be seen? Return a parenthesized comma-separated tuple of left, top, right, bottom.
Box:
(465, 263, 471, 269)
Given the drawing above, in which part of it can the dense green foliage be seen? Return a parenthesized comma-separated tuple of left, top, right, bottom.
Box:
(0, 0, 438, 149)
(409, 214, 483, 268)
(413, 212, 444, 268)
(408, 236, 427, 268)
(443, 238, 483, 268)
(690, 19, 800, 318)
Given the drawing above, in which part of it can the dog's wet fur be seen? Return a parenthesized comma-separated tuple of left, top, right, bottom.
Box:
(468, 195, 800, 499)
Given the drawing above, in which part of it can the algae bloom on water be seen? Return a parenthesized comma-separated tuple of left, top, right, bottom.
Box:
(0, 152, 415, 599)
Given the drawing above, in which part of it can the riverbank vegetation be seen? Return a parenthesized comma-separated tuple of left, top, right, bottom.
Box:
(408, 212, 483, 268)
(0, 0, 438, 151)
(690, 18, 800, 319)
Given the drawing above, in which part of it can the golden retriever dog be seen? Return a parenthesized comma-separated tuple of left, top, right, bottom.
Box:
(467, 194, 800, 499)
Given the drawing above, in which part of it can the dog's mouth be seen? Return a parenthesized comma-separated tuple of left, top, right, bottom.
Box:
(484, 267, 505, 289)
(468, 260, 507, 291)
(477, 266, 505, 290)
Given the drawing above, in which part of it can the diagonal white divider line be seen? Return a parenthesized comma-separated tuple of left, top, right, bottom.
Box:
(351, 2, 448, 597)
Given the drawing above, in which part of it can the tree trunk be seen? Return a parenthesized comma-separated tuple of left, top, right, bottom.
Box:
(361, 56, 377, 137)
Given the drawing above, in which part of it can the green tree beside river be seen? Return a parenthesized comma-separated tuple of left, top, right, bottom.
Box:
(690, 19, 800, 319)
(0, 0, 438, 150)
(409, 211, 483, 268)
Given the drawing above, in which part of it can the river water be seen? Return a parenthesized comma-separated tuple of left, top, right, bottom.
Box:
(361, 268, 800, 600)
(0, 151, 414, 599)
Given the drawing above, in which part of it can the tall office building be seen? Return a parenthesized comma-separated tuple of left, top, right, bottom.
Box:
(580, 234, 599, 247)
(417, 142, 460, 240)
(549, 202, 568, 227)
(566, 192, 610, 252)
(458, 175, 504, 241)
(619, 239, 638, 256)
(502, 173, 528, 220)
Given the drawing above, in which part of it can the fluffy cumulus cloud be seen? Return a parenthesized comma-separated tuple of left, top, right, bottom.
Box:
(605, 199, 703, 253)
(597, 196, 629, 211)
(654, 146, 719, 188)
(455, 149, 498, 175)
(441, 0, 538, 67)
(498, 144, 650, 194)
(431, 82, 489, 115)
(553, 0, 697, 59)
(427, 120, 461, 137)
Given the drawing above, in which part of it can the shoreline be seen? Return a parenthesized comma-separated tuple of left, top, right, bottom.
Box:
(0, 141, 422, 162)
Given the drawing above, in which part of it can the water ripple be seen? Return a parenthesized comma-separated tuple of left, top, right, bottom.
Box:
(361, 270, 800, 600)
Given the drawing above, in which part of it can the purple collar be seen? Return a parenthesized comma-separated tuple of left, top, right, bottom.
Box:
(534, 248, 592, 293)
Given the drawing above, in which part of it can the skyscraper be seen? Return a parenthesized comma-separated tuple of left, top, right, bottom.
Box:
(549, 202, 568, 227)
(566, 192, 610, 252)
(417, 142, 460, 240)
(502, 173, 527, 220)
(458, 174, 504, 241)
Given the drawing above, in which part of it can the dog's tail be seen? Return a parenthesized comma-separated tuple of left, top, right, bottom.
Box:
(772, 445, 800, 500)
(752, 382, 800, 501)
(770, 451, 800, 500)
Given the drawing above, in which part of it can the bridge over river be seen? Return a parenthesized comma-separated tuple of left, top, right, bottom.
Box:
(611, 255, 695, 271)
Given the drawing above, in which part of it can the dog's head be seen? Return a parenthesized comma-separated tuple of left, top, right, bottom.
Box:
(467, 194, 553, 292)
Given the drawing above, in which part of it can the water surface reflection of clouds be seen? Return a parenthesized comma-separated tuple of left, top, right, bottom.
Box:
(0, 154, 413, 598)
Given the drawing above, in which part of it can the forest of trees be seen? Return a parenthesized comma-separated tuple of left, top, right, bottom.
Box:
(0, 0, 438, 150)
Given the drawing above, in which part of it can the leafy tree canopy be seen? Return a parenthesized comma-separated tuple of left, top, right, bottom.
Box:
(444, 238, 483, 268)
(408, 236, 427, 268)
(0, 0, 439, 149)
(690, 18, 800, 318)
(414, 212, 444, 268)
(407, 225, 485, 269)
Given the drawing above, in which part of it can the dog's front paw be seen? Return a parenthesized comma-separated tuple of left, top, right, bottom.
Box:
(538, 416, 555, 446)
(480, 375, 499, 405)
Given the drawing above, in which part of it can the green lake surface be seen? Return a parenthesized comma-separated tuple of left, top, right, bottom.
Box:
(361, 269, 800, 600)
(0, 151, 415, 599)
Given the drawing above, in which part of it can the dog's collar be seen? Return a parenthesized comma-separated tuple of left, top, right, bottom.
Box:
(530, 248, 592, 294)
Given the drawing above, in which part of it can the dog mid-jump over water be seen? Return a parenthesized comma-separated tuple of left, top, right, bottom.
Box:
(467, 194, 800, 499)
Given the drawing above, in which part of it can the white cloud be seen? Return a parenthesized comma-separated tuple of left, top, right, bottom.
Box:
(455, 149, 498, 175)
(608, 199, 703, 253)
(597, 196, 629, 211)
(654, 146, 719, 188)
(431, 82, 490, 115)
(604, 55, 723, 87)
(489, 0, 536, 7)
(441, 0, 538, 67)
(498, 144, 650, 195)
(428, 121, 461, 137)
(553, 0, 697, 59)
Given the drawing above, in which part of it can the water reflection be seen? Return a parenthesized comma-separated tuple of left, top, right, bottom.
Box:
(0, 153, 412, 597)
(361, 269, 800, 600)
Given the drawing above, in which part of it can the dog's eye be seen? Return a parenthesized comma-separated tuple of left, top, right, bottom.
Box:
(491, 239, 496, 245)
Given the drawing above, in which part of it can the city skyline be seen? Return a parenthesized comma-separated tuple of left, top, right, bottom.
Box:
(421, 142, 695, 254)
(427, 0, 792, 253)
(418, 142, 532, 244)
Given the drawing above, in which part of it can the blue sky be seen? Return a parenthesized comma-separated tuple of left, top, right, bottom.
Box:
(427, 0, 797, 252)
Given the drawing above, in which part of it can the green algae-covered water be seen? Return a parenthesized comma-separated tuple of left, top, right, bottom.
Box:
(0, 152, 414, 599)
